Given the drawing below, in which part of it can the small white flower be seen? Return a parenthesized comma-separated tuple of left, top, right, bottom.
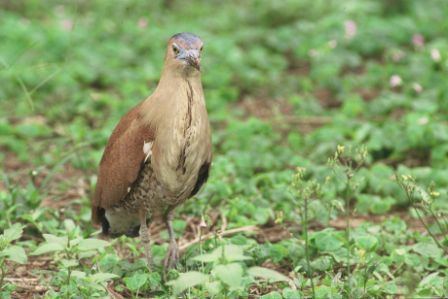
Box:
(328, 40, 337, 49)
(418, 116, 429, 125)
(309, 49, 318, 58)
(138, 18, 148, 29)
(412, 34, 424, 48)
(390, 75, 402, 88)
(344, 20, 357, 40)
(412, 82, 423, 93)
(61, 19, 73, 31)
(431, 48, 441, 62)
(391, 49, 405, 62)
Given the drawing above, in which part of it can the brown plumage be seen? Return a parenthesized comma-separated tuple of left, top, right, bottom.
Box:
(91, 32, 212, 268)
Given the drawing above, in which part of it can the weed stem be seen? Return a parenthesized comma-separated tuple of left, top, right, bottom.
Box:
(303, 195, 316, 298)
(344, 173, 352, 299)
(0, 260, 5, 290)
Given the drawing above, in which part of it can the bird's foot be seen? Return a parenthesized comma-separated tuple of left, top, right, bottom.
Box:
(163, 241, 179, 269)
(144, 249, 154, 270)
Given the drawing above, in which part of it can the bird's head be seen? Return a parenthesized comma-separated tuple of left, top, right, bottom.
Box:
(166, 32, 203, 74)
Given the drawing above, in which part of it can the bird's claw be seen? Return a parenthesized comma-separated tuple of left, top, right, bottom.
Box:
(163, 241, 179, 269)
(145, 253, 154, 270)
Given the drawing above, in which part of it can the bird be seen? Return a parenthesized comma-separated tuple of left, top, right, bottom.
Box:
(91, 32, 212, 269)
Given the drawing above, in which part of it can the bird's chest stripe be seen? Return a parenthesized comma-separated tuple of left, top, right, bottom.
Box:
(183, 80, 194, 134)
(176, 80, 194, 174)
(176, 142, 189, 174)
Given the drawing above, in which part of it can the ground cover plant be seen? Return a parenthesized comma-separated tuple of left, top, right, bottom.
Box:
(1, 0, 447, 298)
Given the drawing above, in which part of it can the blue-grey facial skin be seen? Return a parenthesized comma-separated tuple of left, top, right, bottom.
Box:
(171, 32, 203, 71)
(174, 46, 201, 70)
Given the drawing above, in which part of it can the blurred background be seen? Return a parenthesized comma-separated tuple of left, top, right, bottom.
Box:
(1, 0, 448, 298)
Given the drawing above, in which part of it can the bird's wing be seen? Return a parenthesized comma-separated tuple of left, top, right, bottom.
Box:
(92, 102, 155, 224)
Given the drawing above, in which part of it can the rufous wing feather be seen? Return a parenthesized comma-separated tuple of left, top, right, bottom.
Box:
(92, 102, 155, 224)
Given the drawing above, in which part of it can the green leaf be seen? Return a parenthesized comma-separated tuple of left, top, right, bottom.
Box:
(42, 234, 68, 246)
(124, 272, 148, 292)
(64, 219, 76, 233)
(3, 224, 24, 242)
(248, 266, 290, 283)
(31, 242, 64, 255)
(166, 271, 208, 295)
(204, 281, 221, 296)
(315, 285, 332, 298)
(78, 250, 97, 259)
(77, 238, 109, 251)
(314, 231, 343, 252)
(213, 263, 243, 289)
(371, 196, 395, 214)
(261, 291, 283, 299)
(193, 244, 251, 263)
(418, 272, 443, 290)
(222, 244, 252, 262)
(383, 281, 398, 294)
(71, 270, 87, 279)
(1, 245, 27, 264)
(60, 259, 79, 268)
(89, 272, 119, 283)
(192, 249, 221, 263)
(69, 238, 82, 247)
(412, 242, 442, 259)
(311, 256, 332, 271)
(283, 288, 302, 299)
(147, 272, 162, 289)
(355, 234, 378, 251)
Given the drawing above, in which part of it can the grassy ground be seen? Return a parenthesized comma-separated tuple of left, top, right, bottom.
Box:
(1, 0, 448, 298)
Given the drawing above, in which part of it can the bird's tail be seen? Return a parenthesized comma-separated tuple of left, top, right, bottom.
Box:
(92, 206, 140, 238)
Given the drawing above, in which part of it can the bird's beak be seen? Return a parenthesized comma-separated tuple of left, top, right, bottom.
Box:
(186, 52, 201, 71)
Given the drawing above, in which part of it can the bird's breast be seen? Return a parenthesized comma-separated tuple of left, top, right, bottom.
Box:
(151, 98, 210, 198)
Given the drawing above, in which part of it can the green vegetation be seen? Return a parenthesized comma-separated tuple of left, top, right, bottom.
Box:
(1, 0, 448, 297)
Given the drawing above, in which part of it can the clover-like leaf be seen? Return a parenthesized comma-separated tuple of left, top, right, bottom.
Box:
(213, 263, 244, 289)
(77, 238, 109, 251)
(166, 271, 208, 295)
(248, 266, 291, 283)
(31, 242, 64, 255)
(1, 245, 27, 264)
(193, 244, 251, 263)
(3, 224, 24, 243)
(89, 272, 119, 283)
(124, 272, 148, 292)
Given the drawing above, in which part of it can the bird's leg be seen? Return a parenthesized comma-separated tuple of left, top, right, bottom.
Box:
(139, 209, 152, 269)
(163, 208, 179, 269)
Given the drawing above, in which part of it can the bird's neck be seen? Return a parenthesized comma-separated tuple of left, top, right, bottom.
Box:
(142, 68, 205, 127)
(157, 69, 203, 109)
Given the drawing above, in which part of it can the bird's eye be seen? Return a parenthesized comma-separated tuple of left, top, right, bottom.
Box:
(172, 44, 180, 55)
